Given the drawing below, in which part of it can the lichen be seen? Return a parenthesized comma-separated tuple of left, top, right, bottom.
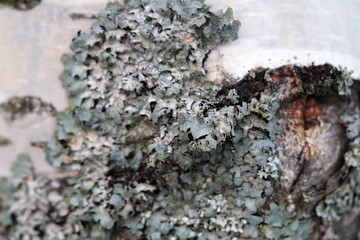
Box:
(1, 0, 360, 239)
(263, 203, 310, 240)
(0, 155, 70, 239)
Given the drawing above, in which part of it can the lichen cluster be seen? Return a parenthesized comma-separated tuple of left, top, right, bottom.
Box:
(1, 0, 360, 239)
(0, 155, 71, 239)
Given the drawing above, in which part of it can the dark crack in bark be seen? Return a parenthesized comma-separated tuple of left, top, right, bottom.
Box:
(0, 135, 11, 146)
(0, 96, 57, 121)
(0, 0, 41, 10)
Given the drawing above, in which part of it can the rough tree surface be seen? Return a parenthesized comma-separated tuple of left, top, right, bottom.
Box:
(1, 0, 360, 240)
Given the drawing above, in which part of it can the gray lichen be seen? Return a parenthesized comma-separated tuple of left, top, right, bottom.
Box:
(0, 155, 70, 240)
(263, 203, 310, 240)
(1, 0, 360, 239)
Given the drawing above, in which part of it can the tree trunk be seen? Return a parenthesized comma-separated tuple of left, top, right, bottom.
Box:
(1, 1, 360, 239)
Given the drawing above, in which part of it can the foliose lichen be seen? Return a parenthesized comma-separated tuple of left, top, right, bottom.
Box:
(0, 155, 71, 240)
(1, 0, 360, 239)
(263, 203, 310, 240)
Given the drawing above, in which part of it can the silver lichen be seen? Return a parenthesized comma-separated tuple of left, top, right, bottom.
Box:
(1, 0, 360, 240)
